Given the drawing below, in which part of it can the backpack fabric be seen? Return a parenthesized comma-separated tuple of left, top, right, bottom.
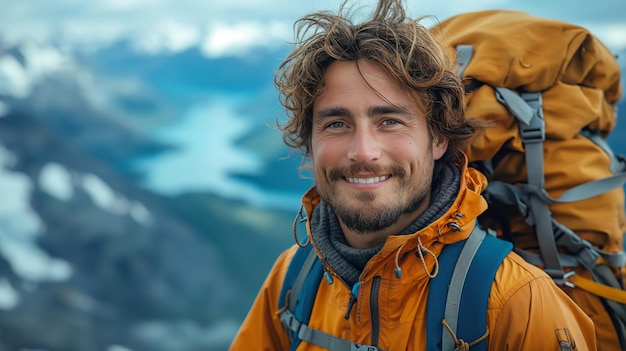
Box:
(432, 9, 626, 349)
(278, 225, 513, 351)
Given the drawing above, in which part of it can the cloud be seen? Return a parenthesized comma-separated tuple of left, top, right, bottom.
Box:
(590, 24, 626, 51)
(132, 19, 201, 54)
(201, 21, 291, 58)
(0, 0, 624, 56)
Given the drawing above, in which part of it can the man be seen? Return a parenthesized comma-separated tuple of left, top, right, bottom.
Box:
(229, 0, 597, 350)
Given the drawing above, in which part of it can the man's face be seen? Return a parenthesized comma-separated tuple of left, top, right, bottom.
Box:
(310, 60, 448, 236)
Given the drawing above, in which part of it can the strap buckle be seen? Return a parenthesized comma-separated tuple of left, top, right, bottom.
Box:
(560, 271, 577, 288)
(520, 112, 545, 144)
(518, 92, 545, 144)
(279, 310, 301, 333)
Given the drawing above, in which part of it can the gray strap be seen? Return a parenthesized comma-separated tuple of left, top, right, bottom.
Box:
(515, 92, 564, 279)
(280, 308, 380, 351)
(442, 225, 487, 351)
(515, 224, 626, 271)
(483, 181, 529, 218)
(280, 309, 303, 336)
(298, 324, 380, 351)
(289, 247, 320, 311)
(515, 247, 626, 270)
(494, 87, 536, 125)
(455, 45, 474, 78)
(552, 223, 601, 270)
(481, 181, 626, 269)
(524, 173, 626, 205)
(525, 128, 626, 204)
(580, 128, 626, 175)
(552, 221, 626, 268)
(515, 249, 581, 267)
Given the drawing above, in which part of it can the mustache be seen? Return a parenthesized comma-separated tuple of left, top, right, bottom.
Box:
(327, 163, 406, 181)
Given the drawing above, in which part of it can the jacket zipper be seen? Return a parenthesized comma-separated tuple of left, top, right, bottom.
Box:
(370, 276, 382, 347)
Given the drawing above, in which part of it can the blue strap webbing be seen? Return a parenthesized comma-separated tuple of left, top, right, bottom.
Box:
(278, 244, 324, 351)
(427, 228, 513, 351)
(426, 238, 465, 351)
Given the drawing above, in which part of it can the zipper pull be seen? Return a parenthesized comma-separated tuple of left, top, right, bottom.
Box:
(345, 282, 360, 319)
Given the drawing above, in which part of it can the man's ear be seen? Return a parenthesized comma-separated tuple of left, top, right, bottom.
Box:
(432, 135, 448, 161)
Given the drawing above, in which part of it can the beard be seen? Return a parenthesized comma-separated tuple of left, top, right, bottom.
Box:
(317, 162, 432, 234)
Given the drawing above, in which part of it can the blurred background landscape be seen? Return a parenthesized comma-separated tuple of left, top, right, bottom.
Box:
(0, 1, 624, 350)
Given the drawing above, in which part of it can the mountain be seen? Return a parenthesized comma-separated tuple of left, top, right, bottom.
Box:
(0, 41, 298, 351)
(0, 109, 297, 351)
(0, 36, 624, 351)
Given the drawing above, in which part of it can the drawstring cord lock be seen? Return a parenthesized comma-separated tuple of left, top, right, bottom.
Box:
(394, 267, 403, 279)
(393, 241, 408, 279)
(323, 270, 334, 285)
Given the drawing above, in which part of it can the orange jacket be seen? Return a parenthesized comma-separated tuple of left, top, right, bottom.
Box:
(229, 165, 596, 350)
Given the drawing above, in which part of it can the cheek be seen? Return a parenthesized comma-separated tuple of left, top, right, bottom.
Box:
(390, 138, 421, 158)
(310, 140, 333, 172)
(311, 135, 341, 163)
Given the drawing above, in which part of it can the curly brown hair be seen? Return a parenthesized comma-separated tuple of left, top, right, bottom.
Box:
(275, 0, 481, 167)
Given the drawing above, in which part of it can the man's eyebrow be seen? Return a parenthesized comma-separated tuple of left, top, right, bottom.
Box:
(370, 105, 413, 116)
(314, 107, 352, 120)
(314, 104, 415, 121)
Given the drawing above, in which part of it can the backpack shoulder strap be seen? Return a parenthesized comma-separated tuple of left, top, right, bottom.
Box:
(278, 244, 324, 351)
(278, 245, 382, 351)
(427, 225, 513, 351)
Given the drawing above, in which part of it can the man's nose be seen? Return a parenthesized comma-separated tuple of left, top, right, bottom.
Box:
(346, 127, 382, 162)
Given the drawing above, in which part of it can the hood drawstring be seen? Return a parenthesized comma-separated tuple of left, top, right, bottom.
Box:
(292, 204, 335, 285)
(395, 213, 467, 279)
(442, 319, 489, 351)
(417, 236, 439, 278)
(293, 205, 309, 248)
(393, 237, 440, 279)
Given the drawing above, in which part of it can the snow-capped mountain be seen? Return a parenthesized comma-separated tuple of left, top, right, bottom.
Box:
(0, 40, 303, 351)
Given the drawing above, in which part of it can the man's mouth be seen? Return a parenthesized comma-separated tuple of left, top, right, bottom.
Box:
(345, 175, 390, 184)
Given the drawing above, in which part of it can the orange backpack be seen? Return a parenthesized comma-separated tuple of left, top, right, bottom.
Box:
(433, 10, 626, 350)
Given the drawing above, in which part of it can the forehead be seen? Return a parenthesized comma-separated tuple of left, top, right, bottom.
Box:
(314, 60, 425, 114)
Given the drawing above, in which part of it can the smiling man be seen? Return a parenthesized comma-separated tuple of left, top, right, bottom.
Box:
(310, 59, 447, 249)
(228, 0, 597, 350)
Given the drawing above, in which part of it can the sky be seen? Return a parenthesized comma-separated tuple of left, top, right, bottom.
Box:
(0, 0, 625, 57)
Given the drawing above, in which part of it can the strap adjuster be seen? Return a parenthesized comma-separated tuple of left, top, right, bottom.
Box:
(279, 310, 301, 333)
(520, 114, 545, 144)
(556, 270, 576, 288)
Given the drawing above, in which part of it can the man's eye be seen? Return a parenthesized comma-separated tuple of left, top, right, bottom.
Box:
(327, 121, 345, 129)
(382, 119, 400, 126)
